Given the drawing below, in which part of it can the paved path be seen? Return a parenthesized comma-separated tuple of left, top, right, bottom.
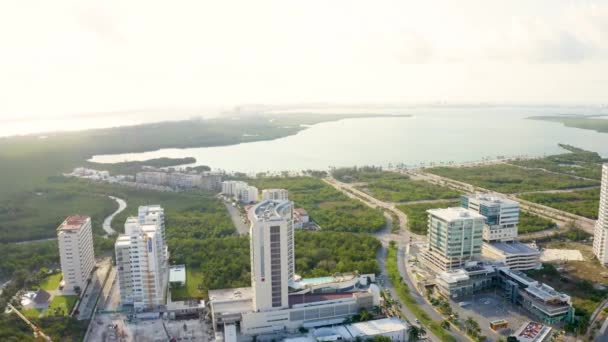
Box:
(102, 196, 127, 236)
(224, 202, 249, 235)
(324, 176, 470, 342)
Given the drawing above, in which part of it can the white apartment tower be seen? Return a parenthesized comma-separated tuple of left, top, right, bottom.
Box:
(593, 164, 608, 266)
(115, 207, 167, 311)
(461, 194, 519, 242)
(248, 200, 295, 311)
(261, 189, 289, 201)
(57, 216, 95, 291)
(239, 186, 259, 204)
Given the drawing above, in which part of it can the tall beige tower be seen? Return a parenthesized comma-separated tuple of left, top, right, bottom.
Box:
(248, 200, 294, 311)
(593, 164, 608, 266)
(57, 216, 95, 291)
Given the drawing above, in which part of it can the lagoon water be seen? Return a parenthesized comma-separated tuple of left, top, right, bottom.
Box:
(90, 107, 608, 173)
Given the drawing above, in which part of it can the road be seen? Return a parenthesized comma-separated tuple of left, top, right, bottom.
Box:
(409, 170, 596, 234)
(325, 176, 470, 342)
(102, 196, 127, 236)
(224, 202, 249, 235)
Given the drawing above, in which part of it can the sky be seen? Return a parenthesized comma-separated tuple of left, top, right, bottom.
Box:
(1, 0, 607, 120)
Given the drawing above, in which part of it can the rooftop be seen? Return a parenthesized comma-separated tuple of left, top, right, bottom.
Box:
(525, 282, 571, 304)
(465, 193, 519, 207)
(169, 265, 186, 283)
(346, 318, 409, 338)
(288, 292, 359, 307)
(58, 215, 90, 231)
(486, 241, 540, 255)
(208, 287, 254, 314)
(208, 287, 253, 303)
(514, 321, 552, 342)
(252, 199, 292, 221)
(427, 207, 485, 222)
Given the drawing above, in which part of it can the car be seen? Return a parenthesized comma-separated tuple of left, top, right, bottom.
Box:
(415, 319, 420, 324)
(458, 301, 471, 307)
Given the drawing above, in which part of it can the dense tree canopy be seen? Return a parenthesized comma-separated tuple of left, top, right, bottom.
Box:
(249, 177, 385, 233)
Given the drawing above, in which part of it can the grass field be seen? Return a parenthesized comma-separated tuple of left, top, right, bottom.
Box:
(21, 308, 42, 319)
(519, 188, 600, 219)
(45, 295, 77, 317)
(39, 273, 62, 291)
(427, 164, 598, 193)
(170, 269, 205, 301)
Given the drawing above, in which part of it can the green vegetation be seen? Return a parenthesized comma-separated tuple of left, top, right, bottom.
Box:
(249, 177, 385, 233)
(529, 116, 608, 134)
(509, 144, 603, 180)
(386, 244, 456, 342)
(86, 157, 197, 175)
(169, 236, 251, 296)
(0, 314, 88, 342)
(397, 201, 459, 235)
(170, 231, 381, 298)
(0, 188, 117, 242)
(21, 308, 41, 319)
(295, 231, 380, 277)
(0, 241, 59, 278)
(170, 269, 205, 301)
(519, 211, 557, 234)
(0, 114, 392, 245)
(397, 201, 556, 235)
(39, 273, 62, 291)
(45, 295, 77, 317)
(333, 167, 460, 202)
(427, 164, 598, 193)
(519, 188, 600, 219)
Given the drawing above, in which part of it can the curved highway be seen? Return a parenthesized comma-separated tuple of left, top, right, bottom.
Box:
(102, 196, 127, 236)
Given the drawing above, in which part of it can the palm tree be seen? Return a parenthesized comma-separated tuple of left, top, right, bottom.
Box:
(408, 326, 421, 341)
(465, 317, 480, 337)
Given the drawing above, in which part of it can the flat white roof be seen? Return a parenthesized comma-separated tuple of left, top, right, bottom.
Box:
(486, 241, 540, 256)
(466, 193, 519, 207)
(438, 269, 470, 283)
(209, 287, 253, 302)
(345, 318, 409, 338)
(169, 265, 186, 283)
(427, 207, 485, 222)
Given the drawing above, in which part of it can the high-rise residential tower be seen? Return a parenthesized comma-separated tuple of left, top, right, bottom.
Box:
(247, 199, 294, 311)
(593, 164, 608, 266)
(115, 207, 167, 311)
(57, 216, 95, 291)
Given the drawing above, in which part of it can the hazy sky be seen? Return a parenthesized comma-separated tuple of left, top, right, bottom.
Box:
(1, 0, 607, 119)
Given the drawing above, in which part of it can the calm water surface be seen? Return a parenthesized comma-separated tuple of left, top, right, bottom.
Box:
(90, 107, 608, 173)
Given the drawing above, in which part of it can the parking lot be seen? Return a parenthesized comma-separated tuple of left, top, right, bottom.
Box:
(451, 292, 530, 341)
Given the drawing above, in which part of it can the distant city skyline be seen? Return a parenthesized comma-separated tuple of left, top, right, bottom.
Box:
(1, 0, 608, 120)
